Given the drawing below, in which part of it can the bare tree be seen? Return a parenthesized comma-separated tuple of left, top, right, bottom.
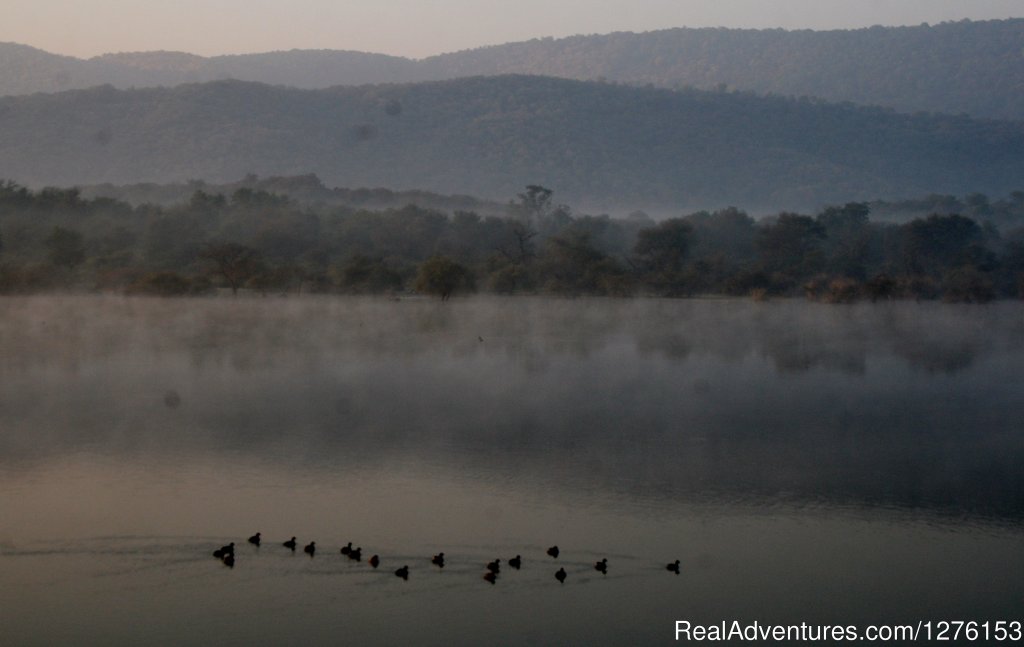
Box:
(199, 242, 262, 295)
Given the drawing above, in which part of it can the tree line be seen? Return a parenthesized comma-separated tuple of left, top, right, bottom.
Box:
(1, 181, 1022, 302)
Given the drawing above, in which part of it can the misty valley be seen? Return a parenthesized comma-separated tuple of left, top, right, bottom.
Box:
(1, 296, 1022, 645)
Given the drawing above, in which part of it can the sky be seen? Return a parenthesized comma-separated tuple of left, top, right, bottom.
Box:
(3, 0, 1022, 59)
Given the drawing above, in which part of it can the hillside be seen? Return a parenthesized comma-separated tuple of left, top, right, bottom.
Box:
(422, 19, 1024, 120)
(2, 19, 1023, 119)
(0, 76, 1022, 212)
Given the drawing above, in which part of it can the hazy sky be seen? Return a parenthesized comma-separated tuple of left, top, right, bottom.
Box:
(3, 0, 1022, 59)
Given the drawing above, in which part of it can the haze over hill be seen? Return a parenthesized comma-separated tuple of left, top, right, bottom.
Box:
(1, 75, 1021, 213)
(1, 18, 1023, 119)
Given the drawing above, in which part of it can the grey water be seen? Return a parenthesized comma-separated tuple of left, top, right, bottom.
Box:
(0, 296, 1022, 645)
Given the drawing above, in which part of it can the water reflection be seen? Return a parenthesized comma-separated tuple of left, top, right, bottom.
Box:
(0, 296, 1022, 645)
(1, 296, 1021, 519)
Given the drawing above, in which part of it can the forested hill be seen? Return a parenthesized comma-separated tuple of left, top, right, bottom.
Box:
(1, 76, 1022, 212)
(421, 19, 1024, 121)
(2, 18, 1023, 119)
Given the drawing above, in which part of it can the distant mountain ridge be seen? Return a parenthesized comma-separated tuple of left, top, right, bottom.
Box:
(1, 75, 1021, 212)
(0, 43, 415, 95)
(2, 18, 1023, 119)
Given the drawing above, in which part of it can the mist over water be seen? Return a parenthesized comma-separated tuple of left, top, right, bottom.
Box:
(1, 296, 1022, 645)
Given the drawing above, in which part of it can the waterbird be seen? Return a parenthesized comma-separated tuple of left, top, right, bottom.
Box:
(595, 558, 608, 574)
(248, 532, 261, 547)
(547, 546, 560, 559)
(483, 571, 497, 584)
(555, 567, 567, 583)
(431, 552, 445, 568)
(220, 542, 235, 555)
(667, 560, 680, 574)
(283, 537, 297, 551)
(486, 559, 501, 574)
(395, 565, 409, 580)
(222, 554, 235, 568)
(212, 548, 225, 559)
(304, 541, 316, 557)
(348, 547, 362, 561)
(340, 542, 352, 556)
(369, 555, 380, 568)
(509, 555, 521, 570)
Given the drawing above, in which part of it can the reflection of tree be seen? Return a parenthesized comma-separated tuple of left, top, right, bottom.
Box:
(768, 347, 867, 375)
(634, 330, 691, 360)
(894, 340, 976, 374)
(2, 298, 1021, 521)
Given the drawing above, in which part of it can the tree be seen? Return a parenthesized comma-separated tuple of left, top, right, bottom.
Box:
(756, 214, 826, 284)
(538, 230, 630, 295)
(817, 202, 874, 279)
(128, 271, 195, 296)
(505, 219, 538, 264)
(188, 190, 227, 216)
(199, 242, 262, 295)
(145, 213, 210, 269)
(44, 226, 85, 269)
(515, 185, 553, 221)
(376, 205, 449, 260)
(633, 218, 694, 295)
(635, 219, 692, 271)
(335, 255, 403, 294)
(901, 214, 983, 276)
(684, 207, 757, 262)
(414, 255, 473, 300)
(513, 185, 572, 235)
(943, 266, 995, 303)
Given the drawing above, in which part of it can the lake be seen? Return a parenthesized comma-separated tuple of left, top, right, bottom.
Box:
(1, 296, 1022, 645)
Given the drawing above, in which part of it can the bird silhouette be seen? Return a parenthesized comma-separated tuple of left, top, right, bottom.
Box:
(369, 555, 380, 568)
(555, 567, 567, 583)
(431, 552, 445, 568)
(248, 532, 261, 547)
(304, 541, 316, 557)
(283, 537, 297, 551)
(509, 555, 522, 570)
(395, 565, 409, 580)
(595, 558, 608, 574)
(667, 560, 680, 574)
(348, 547, 362, 561)
(340, 542, 352, 556)
(483, 571, 497, 584)
(486, 559, 501, 574)
(547, 546, 560, 559)
(222, 554, 235, 568)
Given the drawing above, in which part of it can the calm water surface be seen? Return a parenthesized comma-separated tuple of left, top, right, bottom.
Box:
(0, 296, 1022, 645)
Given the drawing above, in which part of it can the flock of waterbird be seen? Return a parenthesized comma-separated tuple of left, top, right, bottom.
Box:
(211, 532, 683, 583)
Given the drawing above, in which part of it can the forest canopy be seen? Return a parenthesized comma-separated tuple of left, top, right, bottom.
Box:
(1, 179, 1022, 302)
